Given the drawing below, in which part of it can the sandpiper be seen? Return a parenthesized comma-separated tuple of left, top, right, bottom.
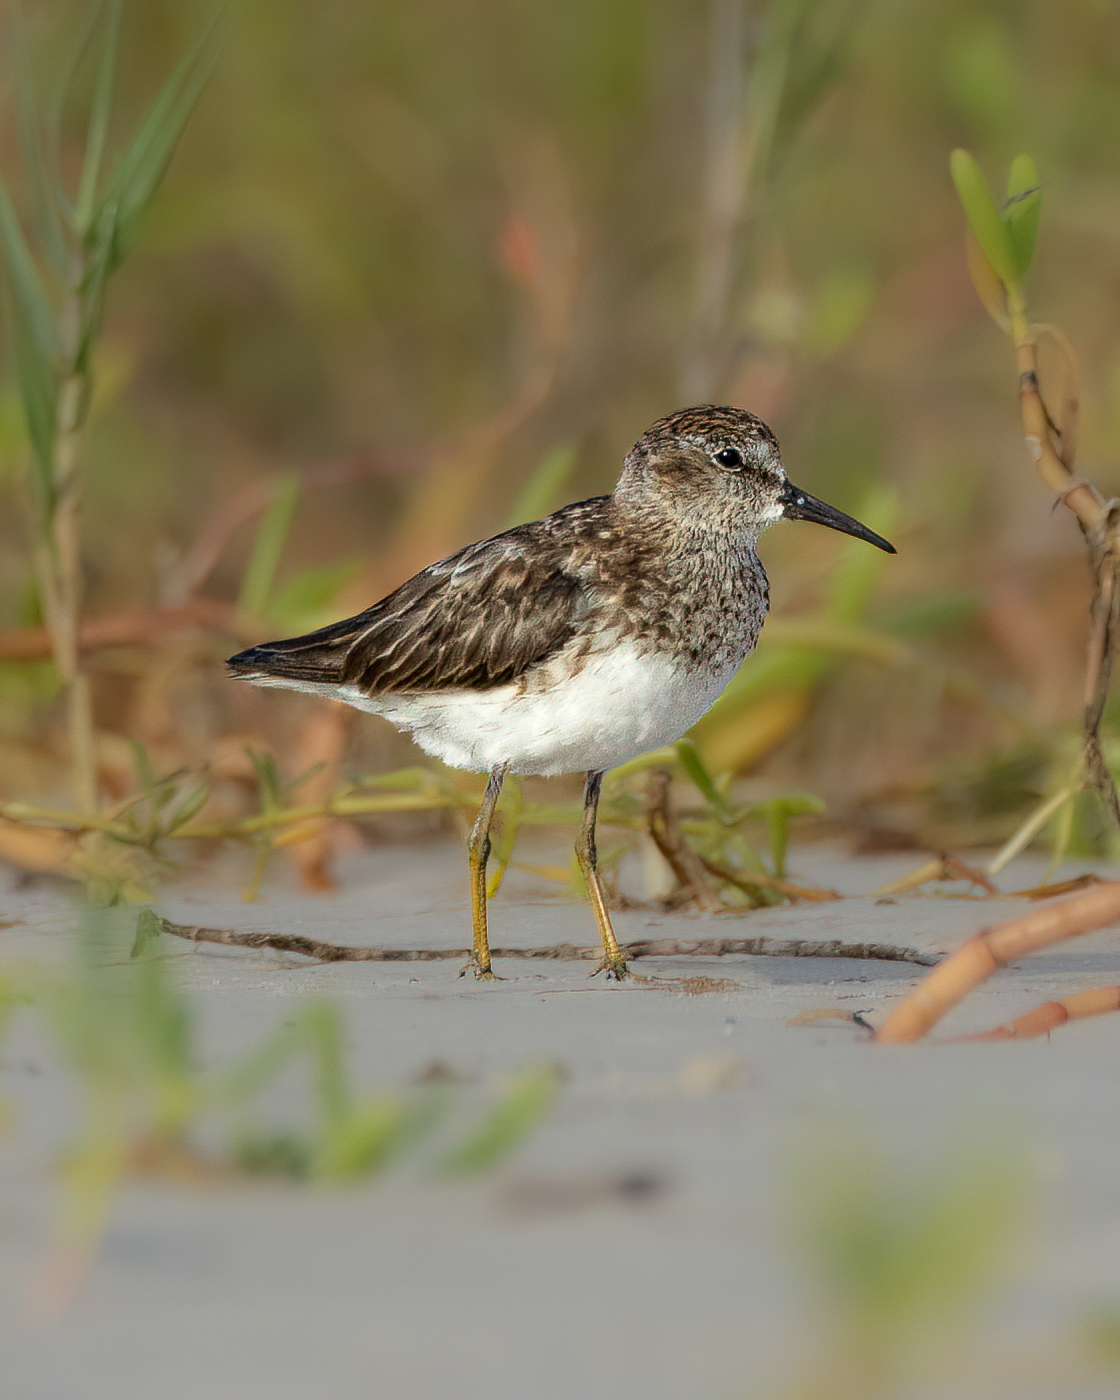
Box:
(228, 405, 894, 980)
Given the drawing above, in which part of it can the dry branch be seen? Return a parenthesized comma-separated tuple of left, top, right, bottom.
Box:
(874, 880, 1120, 1043)
(156, 916, 937, 967)
(873, 853, 998, 898)
(953, 985, 1120, 1042)
(699, 856, 839, 903)
(645, 768, 723, 910)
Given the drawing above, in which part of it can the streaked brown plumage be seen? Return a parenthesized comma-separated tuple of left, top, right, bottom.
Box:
(228, 405, 895, 980)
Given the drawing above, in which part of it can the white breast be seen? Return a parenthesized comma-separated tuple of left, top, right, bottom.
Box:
(337, 640, 738, 776)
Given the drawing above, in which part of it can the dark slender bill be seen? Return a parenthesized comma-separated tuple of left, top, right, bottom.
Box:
(780, 482, 896, 554)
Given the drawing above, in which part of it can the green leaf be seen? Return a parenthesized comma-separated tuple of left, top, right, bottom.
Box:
(237, 472, 300, 617)
(0, 179, 60, 489)
(674, 738, 725, 812)
(11, 317, 58, 495)
(283, 760, 326, 800)
(824, 485, 897, 623)
(75, 199, 119, 373)
(0, 180, 60, 367)
(303, 1001, 349, 1130)
(12, 8, 70, 277)
(74, 0, 124, 235)
(128, 738, 157, 793)
(129, 906, 163, 960)
(881, 590, 982, 636)
(949, 149, 1019, 291)
(96, 15, 220, 265)
(312, 1098, 407, 1181)
(165, 782, 210, 833)
(46, 0, 103, 229)
(265, 557, 366, 631)
(1004, 153, 1041, 281)
(440, 1065, 560, 1175)
(744, 792, 826, 876)
(247, 748, 282, 813)
(502, 444, 577, 528)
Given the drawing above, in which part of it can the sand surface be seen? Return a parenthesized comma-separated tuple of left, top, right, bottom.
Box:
(2, 843, 1119, 1399)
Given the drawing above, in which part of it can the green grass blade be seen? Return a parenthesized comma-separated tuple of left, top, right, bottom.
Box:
(98, 15, 221, 265)
(312, 1098, 407, 1182)
(247, 748, 282, 813)
(212, 1018, 305, 1108)
(237, 471, 300, 617)
(127, 738, 157, 794)
(0, 178, 61, 365)
(0, 178, 60, 488)
(165, 783, 210, 834)
(12, 317, 58, 491)
(264, 557, 366, 631)
(75, 199, 119, 373)
(440, 1065, 560, 1175)
(46, 0, 104, 228)
(773, 0, 857, 158)
(302, 1002, 350, 1132)
(129, 906, 162, 960)
(12, 7, 70, 277)
(823, 485, 897, 623)
(74, 0, 124, 235)
(674, 738, 725, 811)
(502, 443, 576, 528)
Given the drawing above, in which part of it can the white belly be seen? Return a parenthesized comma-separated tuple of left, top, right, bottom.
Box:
(337, 641, 737, 775)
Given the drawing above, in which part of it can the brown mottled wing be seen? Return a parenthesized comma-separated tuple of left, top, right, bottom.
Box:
(227, 510, 600, 694)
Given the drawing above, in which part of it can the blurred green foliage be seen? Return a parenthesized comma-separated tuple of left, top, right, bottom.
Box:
(783, 1124, 1030, 1399)
(0, 904, 560, 1299)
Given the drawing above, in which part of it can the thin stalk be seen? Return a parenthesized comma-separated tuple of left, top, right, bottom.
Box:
(40, 271, 97, 813)
(1007, 296, 1101, 530)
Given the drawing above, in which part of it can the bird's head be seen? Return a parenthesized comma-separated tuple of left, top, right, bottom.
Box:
(615, 404, 895, 554)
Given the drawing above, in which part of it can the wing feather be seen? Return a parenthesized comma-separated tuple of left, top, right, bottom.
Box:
(226, 503, 605, 694)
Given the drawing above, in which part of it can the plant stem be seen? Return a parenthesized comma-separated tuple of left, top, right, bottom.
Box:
(42, 287, 97, 813)
(1007, 294, 1102, 529)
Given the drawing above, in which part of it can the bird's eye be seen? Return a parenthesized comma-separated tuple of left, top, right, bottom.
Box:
(714, 447, 744, 469)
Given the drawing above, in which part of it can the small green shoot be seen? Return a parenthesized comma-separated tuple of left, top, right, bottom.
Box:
(439, 1064, 561, 1175)
(486, 775, 523, 897)
(265, 557, 367, 633)
(950, 149, 1041, 332)
(237, 471, 301, 618)
(745, 793, 826, 877)
(0, 5, 219, 813)
(1, 907, 560, 1311)
(787, 1125, 1030, 1398)
(242, 749, 327, 900)
(502, 444, 577, 529)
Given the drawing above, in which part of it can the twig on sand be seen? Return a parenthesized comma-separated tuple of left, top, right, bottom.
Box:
(645, 768, 724, 910)
(950, 986, 1120, 1042)
(700, 856, 840, 903)
(155, 916, 938, 968)
(873, 853, 998, 898)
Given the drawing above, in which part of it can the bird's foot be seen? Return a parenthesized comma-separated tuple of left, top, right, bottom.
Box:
(589, 955, 629, 982)
(459, 956, 504, 981)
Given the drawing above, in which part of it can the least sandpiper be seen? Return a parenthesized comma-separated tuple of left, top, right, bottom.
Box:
(228, 405, 895, 980)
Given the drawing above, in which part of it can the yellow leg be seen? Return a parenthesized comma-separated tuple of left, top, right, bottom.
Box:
(576, 770, 628, 980)
(464, 763, 508, 979)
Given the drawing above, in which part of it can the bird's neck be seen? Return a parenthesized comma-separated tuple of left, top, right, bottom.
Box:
(611, 490, 766, 559)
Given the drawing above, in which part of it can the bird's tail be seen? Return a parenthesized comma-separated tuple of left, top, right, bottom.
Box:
(226, 616, 360, 684)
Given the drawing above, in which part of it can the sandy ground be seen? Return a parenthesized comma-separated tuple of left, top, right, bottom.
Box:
(2, 842, 1120, 1400)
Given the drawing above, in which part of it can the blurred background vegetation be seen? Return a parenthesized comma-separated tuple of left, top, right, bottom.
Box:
(3, 0, 1120, 893)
